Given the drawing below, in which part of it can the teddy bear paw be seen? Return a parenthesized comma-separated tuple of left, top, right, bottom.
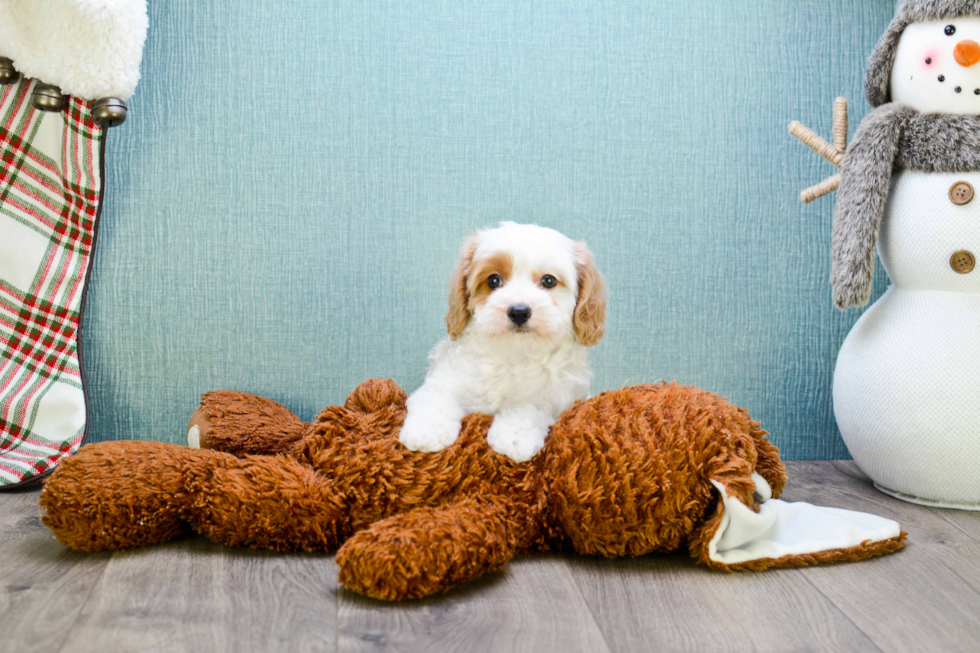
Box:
(186, 406, 214, 449)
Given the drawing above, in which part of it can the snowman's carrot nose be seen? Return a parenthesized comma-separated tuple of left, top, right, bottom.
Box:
(954, 40, 980, 67)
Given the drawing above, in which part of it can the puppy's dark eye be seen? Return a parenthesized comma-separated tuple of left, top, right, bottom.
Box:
(946, 25, 957, 36)
(487, 274, 503, 290)
(541, 275, 558, 289)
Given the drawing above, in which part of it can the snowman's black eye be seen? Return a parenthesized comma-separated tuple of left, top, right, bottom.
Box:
(946, 25, 957, 36)
(940, 75, 946, 82)
(487, 274, 503, 290)
(926, 57, 933, 64)
(956, 86, 963, 93)
(975, 88, 980, 95)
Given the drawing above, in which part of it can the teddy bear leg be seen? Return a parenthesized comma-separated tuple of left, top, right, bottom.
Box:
(184, 453, 350, 552)
(336, 497, 523, 601)
(40, 441, 224, 551)
(187, 391, 308, 456)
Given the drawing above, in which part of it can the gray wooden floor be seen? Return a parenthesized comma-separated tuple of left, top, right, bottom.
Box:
(2, 461, 979, 653)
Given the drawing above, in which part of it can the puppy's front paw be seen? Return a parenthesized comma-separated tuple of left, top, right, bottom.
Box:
(398, 411, 462, 452)
(486, 417, 549, 463)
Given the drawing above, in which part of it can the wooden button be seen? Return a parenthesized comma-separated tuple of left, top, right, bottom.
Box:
(950, 181, 975, 205)
(950, 250, 976, 274)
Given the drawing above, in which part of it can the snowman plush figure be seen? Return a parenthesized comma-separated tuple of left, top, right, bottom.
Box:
(814, 0, 980, 509)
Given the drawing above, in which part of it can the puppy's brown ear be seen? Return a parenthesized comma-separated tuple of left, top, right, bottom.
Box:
(446, 235, 478, 340)
(573, 242, 607, 347)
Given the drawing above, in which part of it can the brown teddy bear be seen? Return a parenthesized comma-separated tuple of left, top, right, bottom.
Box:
(39, 380, 906, 601)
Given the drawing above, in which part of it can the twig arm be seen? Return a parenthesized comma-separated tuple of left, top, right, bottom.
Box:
(801, 174, 841, 204)
(789, 121, 843, 167)
(789, 98, 848, 203)
(833, 97, 848, 153)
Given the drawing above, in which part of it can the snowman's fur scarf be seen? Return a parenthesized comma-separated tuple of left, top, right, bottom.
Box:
(867, 0, 980, 107)
(0, 1, 148, 101)
(833, 104, 980, 308)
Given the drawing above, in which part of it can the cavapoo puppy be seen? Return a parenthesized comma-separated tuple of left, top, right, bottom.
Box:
(398, 222, 606, 462)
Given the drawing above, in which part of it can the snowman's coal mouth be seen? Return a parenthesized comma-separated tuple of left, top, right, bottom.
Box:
(933, 73, 980, 94)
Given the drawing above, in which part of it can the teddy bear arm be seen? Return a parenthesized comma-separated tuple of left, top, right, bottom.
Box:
(335, 496, 528, 601)
(189, 391, 309, 456)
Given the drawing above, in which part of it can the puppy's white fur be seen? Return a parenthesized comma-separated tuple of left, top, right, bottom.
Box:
(399, 222, 606, 462)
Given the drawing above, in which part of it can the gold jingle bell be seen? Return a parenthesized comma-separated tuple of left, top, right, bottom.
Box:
(91, 98, 127, 128)
(32, 83, 66, 112)
(0, 57, 18, 85)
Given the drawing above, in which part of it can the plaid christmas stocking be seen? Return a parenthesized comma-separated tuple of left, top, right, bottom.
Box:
(0, 0, 147, 488)
(0, 78, 104, 487)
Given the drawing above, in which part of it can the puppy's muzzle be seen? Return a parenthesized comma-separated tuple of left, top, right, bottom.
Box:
(507, 305, 532, 327)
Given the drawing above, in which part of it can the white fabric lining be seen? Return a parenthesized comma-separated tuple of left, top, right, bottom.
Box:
(708, 477, 902, 566)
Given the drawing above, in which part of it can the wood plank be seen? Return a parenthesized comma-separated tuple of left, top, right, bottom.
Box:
(932, 507, 980, 543)
(336, 555, 611, 653)
(817, 462, 980, 593)
(0, 488, 110, 653)
(59, 537, 339, 653)
(784, 461, 980, 653)
(0, 485, 42, 523)
(569, 548, 880, 653)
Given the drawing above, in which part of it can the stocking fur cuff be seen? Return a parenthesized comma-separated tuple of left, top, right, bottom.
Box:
(832, 104, 980, 309)
(0, 0, 148, 101)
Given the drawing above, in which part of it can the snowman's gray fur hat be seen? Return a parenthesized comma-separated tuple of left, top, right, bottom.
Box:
(866, 0, 980, 107)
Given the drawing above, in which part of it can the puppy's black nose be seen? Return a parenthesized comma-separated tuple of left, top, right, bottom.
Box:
(507, 305, 532, 326)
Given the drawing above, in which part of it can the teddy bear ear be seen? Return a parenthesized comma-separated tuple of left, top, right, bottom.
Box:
(344, 379, 408, 413)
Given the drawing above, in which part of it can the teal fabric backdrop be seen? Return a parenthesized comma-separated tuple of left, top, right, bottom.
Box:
(84, 0, 897, 459)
